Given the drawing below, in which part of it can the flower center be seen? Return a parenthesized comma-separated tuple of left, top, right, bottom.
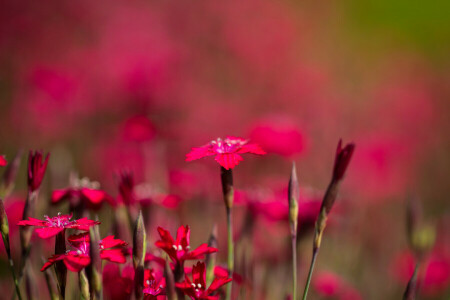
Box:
(210, 137, 247, 154)
(44, 212, 72, 228)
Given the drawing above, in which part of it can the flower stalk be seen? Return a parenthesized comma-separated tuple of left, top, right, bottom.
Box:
(302, 140, 355, 300)
(133, 211, 146, 300)
(221, 166, 234, 300)
(88, 226, 102, 300)
(288, 163, 299, 300)
(55, 230, 67, 299)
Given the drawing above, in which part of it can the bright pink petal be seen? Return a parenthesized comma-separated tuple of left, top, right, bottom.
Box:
(35, 227, 64, 239)
(176, 225, 190, 249)
(0, 155, 7, 166)
(101, 235, 128, 249)
(41, 254, 65, 271)
(186, 146, 214, 161)
(156, 227, 175, 246)
(17, 217, 46, 226)
(214, 153, 243, 170)
(206, 276, 232, 294)
(238, 143, 266, 155)
(70, 217, 100, 231)
(51, 189, 73, 204)
(64, 254, 90, 272)
(101, 249, 127, 263)
(81, 188, 106, 204)
(184, 244, 218, 260)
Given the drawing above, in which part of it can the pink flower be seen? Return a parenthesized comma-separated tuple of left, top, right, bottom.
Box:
(176, 261, 232, 300)
(121, 115, 156, 143)
(41, 233, 127, 272)
(18, 213, 100, 239)
(155, 225, 218, 264)
(313, 271, 362, 300)
(103, 264, 135, 300)
(0, 155, 7, 167)
(186, 136, 266, 170)
(143, 269, 166, 300)
(27, 150, 50, 192)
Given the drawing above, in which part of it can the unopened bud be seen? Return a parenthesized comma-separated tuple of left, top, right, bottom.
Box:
(288, 163, 299, 236)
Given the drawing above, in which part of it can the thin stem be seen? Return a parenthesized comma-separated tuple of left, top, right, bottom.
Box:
(291, 235, 297, 300)
(302, 248, 319, 300)
(8, 257, 22, 300)
(226, 206, 234, 300)
(403, 262, 420, 300)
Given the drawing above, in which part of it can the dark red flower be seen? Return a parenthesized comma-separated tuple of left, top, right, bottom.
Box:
(332, 140, 355, 181)
(143, 269, 166, 300)
(155, 225, 218, 264)
(0, 155, 7, 166)
(18, 213, 100, 239)
(186, 136, 266, 170)
(176, 261, 232, 300)
(41, 233, 127, 272)
(27, 150, 50, 191)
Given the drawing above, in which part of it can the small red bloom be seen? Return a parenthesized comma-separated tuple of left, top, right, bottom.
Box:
(18, 213, 100, 239)
(41, 233, 127, 272)
(176, 261, 232, 300)
(186, 136, 266, 170)
(0, 155, 7, 166)
(143, 269, 166, 300)
(27, 150, 50, 191)
(332, 140, 355, 181)
(155, 225, 218, 264)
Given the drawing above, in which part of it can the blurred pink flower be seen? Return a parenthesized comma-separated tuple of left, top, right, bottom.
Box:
(186, 136, 265, 170)
(0, 155, 7, 166)
(249, 116, 306, 157)
(52, 186, 114, 209)
(121, 115, 156, 143)
(313, 271, 362, 300)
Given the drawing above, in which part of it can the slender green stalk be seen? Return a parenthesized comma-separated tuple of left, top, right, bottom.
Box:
(302, 248, 318, 300)
(291, 236, 297, 300)
(226, 206, 234, 300)
(403, 262, 420, 300)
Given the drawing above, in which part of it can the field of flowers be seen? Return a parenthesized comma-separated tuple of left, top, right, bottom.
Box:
(0, 0, 449, 299)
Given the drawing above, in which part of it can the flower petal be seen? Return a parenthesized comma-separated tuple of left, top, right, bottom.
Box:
(100, 249, 127, 263)
(64, 254, 91, 272)
(214, 153, 243, 170)
(185, 146, 214, 161)
(35, 227, 64, 239)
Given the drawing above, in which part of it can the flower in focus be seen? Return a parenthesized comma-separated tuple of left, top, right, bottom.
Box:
(41, 232, 127, 272)
(155, 225, 218, 264)
(27, 150, 50, 191)
(52, 176, 114, 209)
(176, 261, 232, 300)
(186, 136, 266, 170)
(143, 269, 166, 299)
(0, 155, 7, 166)
(18, 213, 100, 239)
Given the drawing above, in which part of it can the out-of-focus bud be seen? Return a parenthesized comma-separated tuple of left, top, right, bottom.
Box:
(221, 167, 234, 209)
(206, 225, 218, 286)
(89, 226, 102, 299)
(164, 259, 175, 300)
(406, 196, 435, 257)
(0, 150, 22, 198)
(332, 139, 355, 182)
(412, 224, 436, 256)
(27, 150, 50, 192)
(288, 163, 299, 237)
(0, 198, 9, 242)
(133, 211, 146, 300)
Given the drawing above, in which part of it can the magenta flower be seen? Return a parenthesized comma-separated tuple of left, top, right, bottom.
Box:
(176, 261, 232, 300)
(143, 269, 166, 300)
(18, 213, 100, 239)
(41, 232, 127, 272)
(27, 150, 50, 191)
(155, 225, 218, 264)
(186, 136, 266, 170)
(0, 155, 7, 167)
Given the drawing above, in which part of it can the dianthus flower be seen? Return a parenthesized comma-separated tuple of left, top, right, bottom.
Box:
(0, 155, 7, 166)
(155, 225, 218, 264)
(143, 269, 166, 300)
(186, 136, 265, 170)
(41, 232, 127, 272)
(18, 213, 100, 238)
(176, 261, 231, 300)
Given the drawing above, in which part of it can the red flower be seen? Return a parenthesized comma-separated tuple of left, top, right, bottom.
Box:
(52, 177, 114, 209)
(186, 136, 266, 170)
(41, 233, 127, 272)
(27, 150, 50, 191)
(143, 269, 166, 300)
(18, 213, 100, 239)
(176, 261, 232, 300)
(155, 225, 218, 264)
(313, 271, 362, 300)
(0, 155, 7, 166)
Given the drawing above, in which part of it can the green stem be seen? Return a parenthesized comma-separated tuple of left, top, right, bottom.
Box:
(302, 248, 319, 300)
(291, 235, 297, 300)
(8, 257, 23, 300)
(226, 206, 234, 300)
(403, 262, 420, 300)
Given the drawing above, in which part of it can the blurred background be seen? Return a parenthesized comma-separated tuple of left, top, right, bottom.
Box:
(0, 0, 449, 299)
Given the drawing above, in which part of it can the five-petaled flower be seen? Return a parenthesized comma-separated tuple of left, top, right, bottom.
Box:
(18, 213, 100, 239)
(41, 232, 127, 272)
(28, 150, 50, 192)
(143, 269, 166, 300)
(176, 261, 232, 300)
(155, 225, 218, 264)
(186, 136, 266, 170)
